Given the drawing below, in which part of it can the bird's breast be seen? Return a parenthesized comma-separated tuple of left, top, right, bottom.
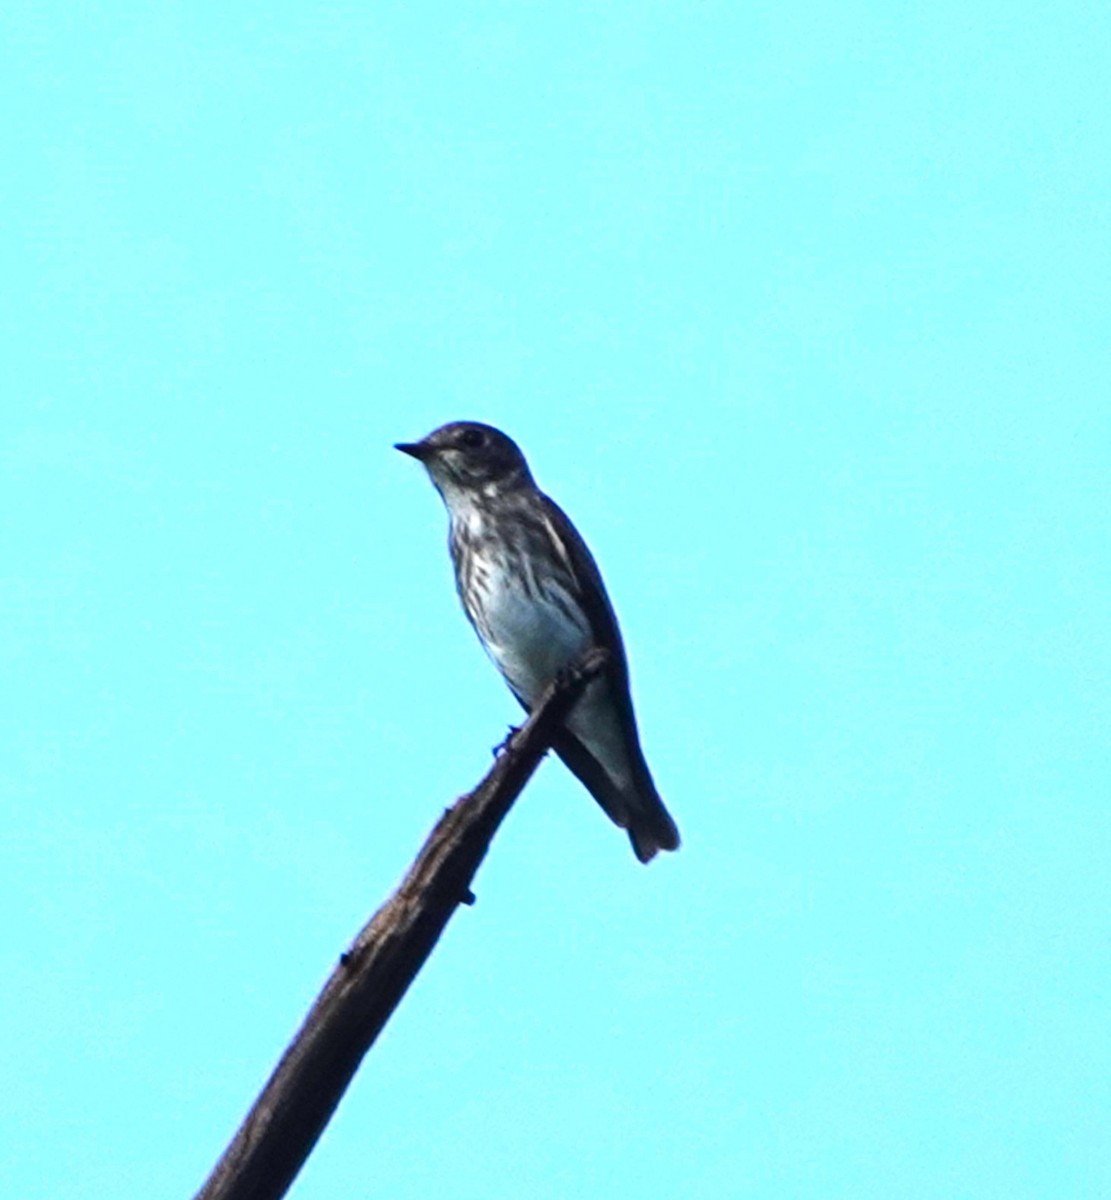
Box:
(464, 548, 592, 704)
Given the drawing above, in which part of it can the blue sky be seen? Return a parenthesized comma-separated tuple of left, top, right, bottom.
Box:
(2, 3, 1109, 1197)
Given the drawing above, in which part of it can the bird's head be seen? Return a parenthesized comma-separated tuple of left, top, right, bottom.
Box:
(395, 422, 534, 499)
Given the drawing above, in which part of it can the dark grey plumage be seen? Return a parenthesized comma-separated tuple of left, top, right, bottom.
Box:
(396, 421, 679, 863)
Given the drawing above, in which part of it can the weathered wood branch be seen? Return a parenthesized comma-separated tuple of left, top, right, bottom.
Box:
(193, 648, 609, 1200)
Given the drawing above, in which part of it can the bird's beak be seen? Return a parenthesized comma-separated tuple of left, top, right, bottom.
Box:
(395, 441, 431, 461)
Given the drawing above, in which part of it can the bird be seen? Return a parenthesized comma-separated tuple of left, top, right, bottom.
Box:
(395, 420, 680, 863)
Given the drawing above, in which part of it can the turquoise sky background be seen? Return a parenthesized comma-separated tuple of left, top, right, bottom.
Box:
(3, 4, 1109, 1197)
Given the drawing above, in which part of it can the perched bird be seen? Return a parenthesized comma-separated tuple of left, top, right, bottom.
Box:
(396, 421, 680, 863)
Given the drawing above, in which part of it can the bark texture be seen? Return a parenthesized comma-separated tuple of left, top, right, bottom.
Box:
(194, 648, 609, 1200)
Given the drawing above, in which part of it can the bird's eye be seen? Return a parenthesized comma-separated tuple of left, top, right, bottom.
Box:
(459, 428, 485, 449)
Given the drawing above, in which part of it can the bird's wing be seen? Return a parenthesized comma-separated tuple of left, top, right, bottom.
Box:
(534, 492, 631, 689)
(533, 494, 676, 860)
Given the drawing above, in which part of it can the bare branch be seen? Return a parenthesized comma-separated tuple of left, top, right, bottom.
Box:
(193, 648, 610, 1200)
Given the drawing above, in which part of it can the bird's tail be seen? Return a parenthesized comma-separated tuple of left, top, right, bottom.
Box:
(549, 727, 681, 864)
(627, 789, 681, 864)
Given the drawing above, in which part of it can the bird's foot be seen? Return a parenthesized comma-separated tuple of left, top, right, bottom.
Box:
(491, 724, 520, 757)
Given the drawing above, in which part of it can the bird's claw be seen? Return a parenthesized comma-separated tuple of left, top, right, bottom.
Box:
(491, 724, 520, 757)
